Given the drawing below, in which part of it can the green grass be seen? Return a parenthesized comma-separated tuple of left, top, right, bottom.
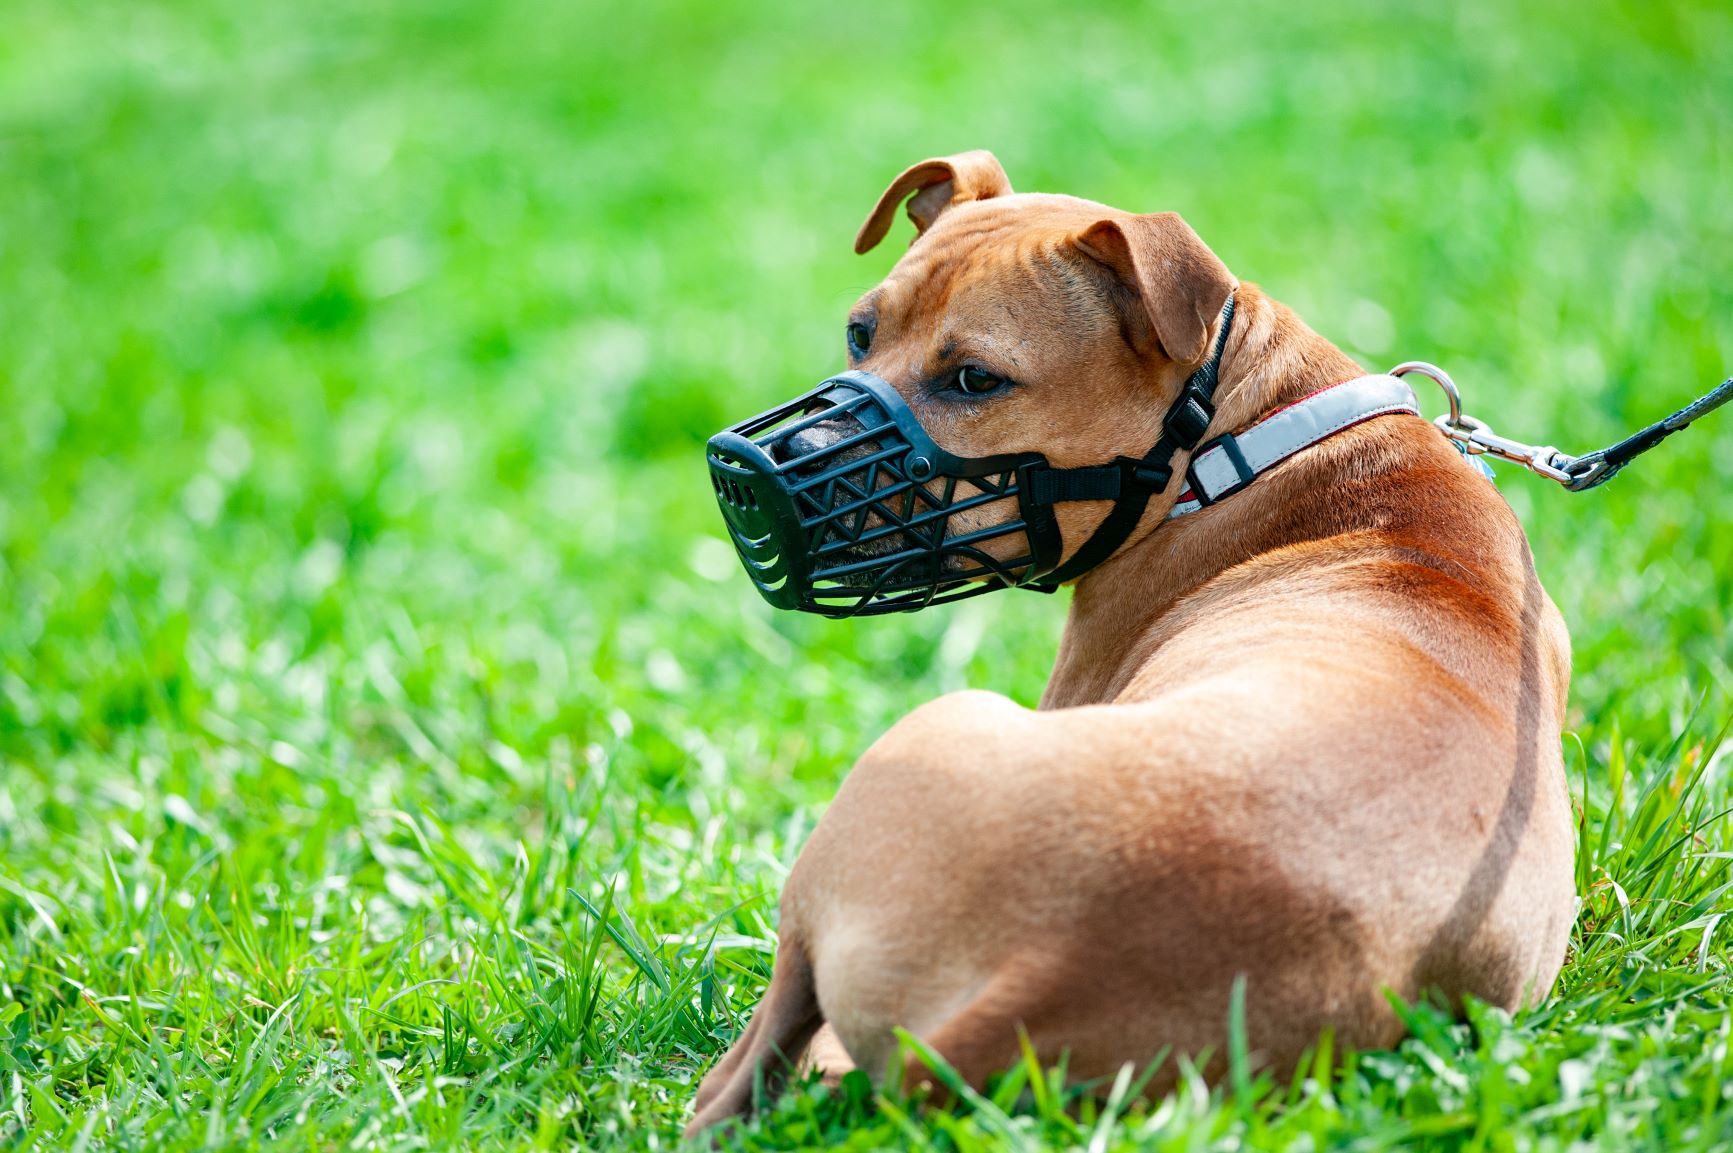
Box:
(3, 0, 1733, 1148)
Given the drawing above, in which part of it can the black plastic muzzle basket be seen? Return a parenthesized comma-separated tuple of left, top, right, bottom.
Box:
(706, 371, 1062, 617)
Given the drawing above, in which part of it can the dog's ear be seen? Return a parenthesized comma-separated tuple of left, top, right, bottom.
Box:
(854, 151, 1013, 254)
(1073, 213, 1237, 365)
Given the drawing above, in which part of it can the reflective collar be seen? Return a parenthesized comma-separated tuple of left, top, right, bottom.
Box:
(1168, 374, 1422, 518)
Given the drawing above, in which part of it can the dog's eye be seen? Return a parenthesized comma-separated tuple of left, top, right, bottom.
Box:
(955, 366, 1005, 396)
(846, 322, 873, 358)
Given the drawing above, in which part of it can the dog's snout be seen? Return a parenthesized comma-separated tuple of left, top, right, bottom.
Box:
(773, 426, 835, 464)
(772, 413, 865, 466)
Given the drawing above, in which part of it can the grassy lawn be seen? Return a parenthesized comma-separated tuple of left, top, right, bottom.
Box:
(3, 0, 1733, 1148)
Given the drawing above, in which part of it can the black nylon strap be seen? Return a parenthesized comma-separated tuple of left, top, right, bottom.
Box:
(1031, 457, 1166, 586)
(1564, 375, 1733, 491)
(1028, 464, 1122, 505)
(1029, 292, 1237, 588)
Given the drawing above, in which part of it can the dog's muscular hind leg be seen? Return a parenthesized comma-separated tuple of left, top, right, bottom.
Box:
(880, 959, 1058, 1105)
(685, 939, 824, 1137)
(798, 1023, 856, 1083)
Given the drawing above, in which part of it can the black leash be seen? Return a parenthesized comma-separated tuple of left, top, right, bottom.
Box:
(1391, 363, 1733, 492)
(1560, 376, 1733, 491)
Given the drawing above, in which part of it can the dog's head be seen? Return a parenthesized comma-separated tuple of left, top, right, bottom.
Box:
(705, 151, 1241, 615)
(839, 151, 1238, 572)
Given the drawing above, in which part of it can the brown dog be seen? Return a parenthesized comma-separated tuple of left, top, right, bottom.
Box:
(687, 151, 1575, 1136)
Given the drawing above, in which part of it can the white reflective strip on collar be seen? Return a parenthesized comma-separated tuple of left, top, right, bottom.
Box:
(1168, 374, 1421, 519)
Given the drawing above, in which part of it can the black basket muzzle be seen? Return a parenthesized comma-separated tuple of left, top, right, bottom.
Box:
(706, 371, 1063, 617)
(706, 294, 1235, 617)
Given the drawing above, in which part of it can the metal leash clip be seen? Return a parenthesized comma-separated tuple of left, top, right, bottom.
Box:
(1391, 361, 1579, 486)
(1392, 361, 1733, 493)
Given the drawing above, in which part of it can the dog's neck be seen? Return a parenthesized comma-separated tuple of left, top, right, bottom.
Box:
(1040, 285, 1464, 709)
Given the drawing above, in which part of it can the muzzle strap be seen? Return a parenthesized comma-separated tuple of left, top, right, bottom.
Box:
(1027, 465, 1123, 505)
(1027, 292, 1238, 588)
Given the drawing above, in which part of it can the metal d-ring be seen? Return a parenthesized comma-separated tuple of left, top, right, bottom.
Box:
(1390, 361, 1463, 428)
(1390, 359, 1577, 484)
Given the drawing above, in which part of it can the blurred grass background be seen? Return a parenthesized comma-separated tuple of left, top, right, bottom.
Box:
(2, 0, 1732, 1148)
